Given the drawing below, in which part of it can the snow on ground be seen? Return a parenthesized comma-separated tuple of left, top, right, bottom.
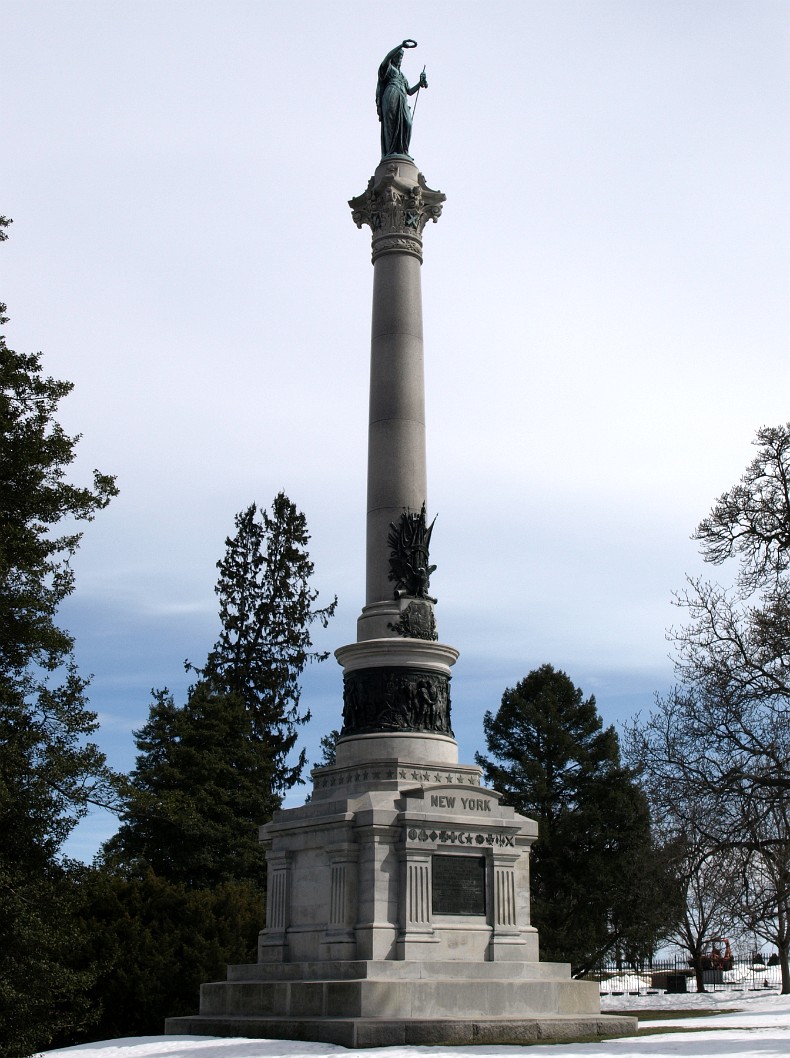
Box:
(599, 961, 783, 1005)
(40, 990, 790, 1058)
(601, 986, 783, 1013)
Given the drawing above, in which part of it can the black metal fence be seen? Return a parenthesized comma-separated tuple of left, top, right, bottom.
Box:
(593, 955, 782, 995)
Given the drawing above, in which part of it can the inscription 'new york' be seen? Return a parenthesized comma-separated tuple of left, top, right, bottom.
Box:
(430, 795, 492, 812)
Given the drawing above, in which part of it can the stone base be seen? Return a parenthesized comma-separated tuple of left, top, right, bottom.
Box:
(165, 1013, 638, 1048)
(165, 959, 637, 1046)
(170, 741, 626, 1047)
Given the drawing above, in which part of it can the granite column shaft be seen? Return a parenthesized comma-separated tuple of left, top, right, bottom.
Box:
(367, 248, 427, 608)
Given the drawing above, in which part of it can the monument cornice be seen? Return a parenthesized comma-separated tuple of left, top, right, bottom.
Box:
(335, 638, 458, 673)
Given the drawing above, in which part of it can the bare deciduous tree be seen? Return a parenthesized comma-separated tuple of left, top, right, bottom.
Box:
(627, 424, 790, 993)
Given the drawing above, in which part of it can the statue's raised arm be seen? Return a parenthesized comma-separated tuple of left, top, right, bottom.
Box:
(375, 39, 428, 159)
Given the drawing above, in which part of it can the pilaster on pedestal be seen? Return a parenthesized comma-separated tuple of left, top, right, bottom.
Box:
(257, 848, 291, 963)
(396, 850, 439, 960)
(320, 841, 359, 960)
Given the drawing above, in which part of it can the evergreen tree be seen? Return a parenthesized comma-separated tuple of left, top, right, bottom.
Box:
(476, 664, 679, 974)
(72, 871, 263, 1043)
(104, 686, 270, 885)
(0, 858, 98, 1058)
(200, 496, 337, 790)
(0, 247, 118, 1057)
(315, 729, 341, 768)
(105, 494, 336, 886)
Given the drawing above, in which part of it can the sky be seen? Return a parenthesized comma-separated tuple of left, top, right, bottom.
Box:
(3, 1, 789, 861)
(37, 992, 790, 1058)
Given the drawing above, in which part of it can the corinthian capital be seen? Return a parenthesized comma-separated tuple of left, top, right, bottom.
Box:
(349, 160, 446, 263)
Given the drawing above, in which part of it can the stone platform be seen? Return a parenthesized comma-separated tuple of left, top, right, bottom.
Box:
(165, 959, 637, 1046)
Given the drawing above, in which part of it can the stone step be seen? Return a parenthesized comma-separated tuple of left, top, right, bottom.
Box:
(198, 975, 600, 1020)
(226, 958, 572, 982)
(165, 1013, 639, 1048)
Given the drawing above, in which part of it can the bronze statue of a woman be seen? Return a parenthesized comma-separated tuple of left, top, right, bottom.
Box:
(376, 39, 428, 159)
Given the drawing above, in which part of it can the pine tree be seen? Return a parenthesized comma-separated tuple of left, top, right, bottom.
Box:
(476, 664, 679, 973)
(105, 494, 336, 886)
(200, 496, 337, 791)
(0, 249, 119, 1057)
(315, 729, 341, 768)
(73, 871, 263, 1043)
(0, 859, 97, 1058)
(104, 686, 271, 886)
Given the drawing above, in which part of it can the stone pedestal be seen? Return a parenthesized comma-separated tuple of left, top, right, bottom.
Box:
(166, 733, 635, 1044)
(164, 155, 637, 1045)
(166, 748, 637, 1044)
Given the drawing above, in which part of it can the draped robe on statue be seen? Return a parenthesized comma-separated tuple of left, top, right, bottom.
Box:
(377, 60, 413, 157)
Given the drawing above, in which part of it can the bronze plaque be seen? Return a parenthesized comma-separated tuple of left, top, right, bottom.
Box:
(432, 854, 486, 915)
